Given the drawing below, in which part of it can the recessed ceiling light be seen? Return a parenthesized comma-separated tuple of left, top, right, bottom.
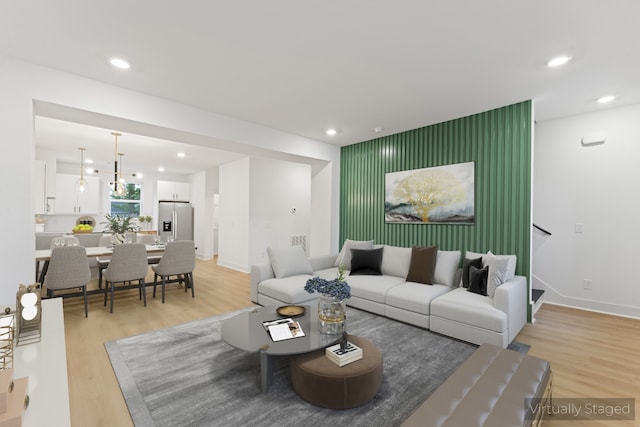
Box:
(597, 95, 615, 104)
(373, 127, 385, 133)
(135, 172, 144, 179)
(325, 128, 337, 136)
(157, 167, 165, 172)
(85, 159, 94, 164)
(177, 152, 186, 158)
(546, 56, 572, 68)
(110, 57, 131, 70)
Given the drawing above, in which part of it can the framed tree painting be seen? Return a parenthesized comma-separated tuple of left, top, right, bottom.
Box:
(385, 161, 475, 224)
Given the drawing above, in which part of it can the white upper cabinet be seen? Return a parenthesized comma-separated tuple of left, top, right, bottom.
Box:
(157, 180, 191, 201)
(54, 174, 100, 214)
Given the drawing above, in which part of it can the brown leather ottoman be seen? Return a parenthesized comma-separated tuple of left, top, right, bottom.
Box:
(289, 335, 383, 409)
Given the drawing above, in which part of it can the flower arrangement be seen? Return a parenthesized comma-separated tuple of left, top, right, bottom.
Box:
(304, 265, 351, 300)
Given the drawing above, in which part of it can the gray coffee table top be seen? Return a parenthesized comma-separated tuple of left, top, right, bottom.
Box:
(221, 305, 340, 356)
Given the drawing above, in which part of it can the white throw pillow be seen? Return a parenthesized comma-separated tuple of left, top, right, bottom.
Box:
(486, 251, 517, 281)
(334, 239, 374, 269)
(267, 246, 313, 279)
(380, 245, 411, 278)
(433, 250, 461, 287)
(484, 251, 511, 298)
(464, 251, 485, 262)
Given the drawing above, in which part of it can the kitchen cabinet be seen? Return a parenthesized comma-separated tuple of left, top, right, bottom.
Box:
(158, 180, 191, 201)
(55, 174, 100, 214)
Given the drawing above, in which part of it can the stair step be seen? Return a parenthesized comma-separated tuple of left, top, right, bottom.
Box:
(532, 289, 544, 304)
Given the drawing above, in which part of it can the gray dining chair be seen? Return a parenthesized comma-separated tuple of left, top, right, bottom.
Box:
(152, 240, 196, 303)
(103, 243, 149, 313)
(43, 246, 91, 318)
(96, 234, 113, 289)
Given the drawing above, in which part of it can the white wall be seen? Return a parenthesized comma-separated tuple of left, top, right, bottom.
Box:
(533, 103, 640, 318)
(0, 54, 340, 307)
(218, 157, 312, 272)
(217, 158, 250, 271)
(310, 163, 333, 256)
(249, 157, 311, 266)
(189, 171, 207, 259)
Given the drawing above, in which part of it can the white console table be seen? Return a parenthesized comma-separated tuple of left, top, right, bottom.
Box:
(14, 298, 71, 426)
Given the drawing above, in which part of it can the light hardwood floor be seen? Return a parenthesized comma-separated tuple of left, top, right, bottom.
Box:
(58, 259, 640, 427)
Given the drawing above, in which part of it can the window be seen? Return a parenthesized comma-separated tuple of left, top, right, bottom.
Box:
(110, 183, 142, 217)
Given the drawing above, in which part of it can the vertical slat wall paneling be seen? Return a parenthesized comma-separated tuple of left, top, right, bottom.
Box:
(340, 101, 532, 317)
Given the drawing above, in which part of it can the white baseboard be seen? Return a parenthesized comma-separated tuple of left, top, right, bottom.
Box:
(216, 259, 250, 273)
(533, 274, 640, 320)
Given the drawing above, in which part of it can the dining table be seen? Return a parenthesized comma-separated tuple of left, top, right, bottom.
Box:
(35, 244, 167, 295)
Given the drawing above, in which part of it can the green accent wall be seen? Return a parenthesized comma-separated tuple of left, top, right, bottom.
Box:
(340, 101, 532, 315)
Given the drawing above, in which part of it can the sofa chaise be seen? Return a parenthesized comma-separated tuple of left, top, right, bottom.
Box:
(251, 241, 528, 348)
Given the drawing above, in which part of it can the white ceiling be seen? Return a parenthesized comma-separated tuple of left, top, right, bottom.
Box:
(35, 116, 246, 177)
(2, 1, 640, 175)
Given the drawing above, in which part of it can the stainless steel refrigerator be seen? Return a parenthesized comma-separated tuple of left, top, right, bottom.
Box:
(158, 201, 194, 242)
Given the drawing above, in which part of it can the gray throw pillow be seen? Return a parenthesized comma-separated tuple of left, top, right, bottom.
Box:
(267, 246, 313, 279)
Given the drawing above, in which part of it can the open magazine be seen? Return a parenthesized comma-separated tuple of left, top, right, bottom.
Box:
(262, 318, 305, 342)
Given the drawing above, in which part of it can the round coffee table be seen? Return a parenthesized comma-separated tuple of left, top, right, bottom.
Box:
(289, 335, 383, 409)
(221, 305, 340, 393)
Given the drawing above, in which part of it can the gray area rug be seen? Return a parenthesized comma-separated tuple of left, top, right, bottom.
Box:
(105, 308, 477, 427)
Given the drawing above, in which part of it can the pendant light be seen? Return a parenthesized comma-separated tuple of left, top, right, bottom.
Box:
(76, 147, 88, 193)
(116, 153, 126, 196)
(108, 132, 123, 195)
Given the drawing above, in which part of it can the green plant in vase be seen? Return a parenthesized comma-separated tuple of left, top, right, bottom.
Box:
(102, 214, 137, 243)
(136, 215, 153, 230)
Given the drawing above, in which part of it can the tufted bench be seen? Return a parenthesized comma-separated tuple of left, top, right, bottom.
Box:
(401, 343, 552, 427)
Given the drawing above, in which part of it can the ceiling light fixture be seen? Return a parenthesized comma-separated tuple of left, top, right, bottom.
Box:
(76, 147, 88, 193)
(597, 95, 615, 104)
(110, 57, 131, 70)
(177, 152, 186, 158)
(158, 167, 165, 172)
(326, 128, 337, 136)
(546, 56, 572, 68)
(373, 127, 385, 133)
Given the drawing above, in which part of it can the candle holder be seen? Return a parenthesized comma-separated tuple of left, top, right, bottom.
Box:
(16, 284, 41, 346)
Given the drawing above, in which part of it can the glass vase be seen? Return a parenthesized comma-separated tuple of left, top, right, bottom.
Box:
(317, 294, 346, 335)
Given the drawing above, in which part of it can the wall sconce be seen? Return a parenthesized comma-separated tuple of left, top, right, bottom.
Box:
(16, 284, 41, 346)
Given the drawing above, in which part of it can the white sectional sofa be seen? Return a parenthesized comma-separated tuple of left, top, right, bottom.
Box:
(250, 243, 528, 348)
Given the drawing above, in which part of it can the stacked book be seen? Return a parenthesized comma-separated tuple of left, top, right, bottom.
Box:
(325, 341, 363, 366)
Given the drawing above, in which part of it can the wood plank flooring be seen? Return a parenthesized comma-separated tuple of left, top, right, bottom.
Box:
(59, 259, 640, 426)
(518, 304, 640, 427)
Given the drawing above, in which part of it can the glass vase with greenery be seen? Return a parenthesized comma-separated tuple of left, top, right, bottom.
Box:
(102, 214, 138, 235)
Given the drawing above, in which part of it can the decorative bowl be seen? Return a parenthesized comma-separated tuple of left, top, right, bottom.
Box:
(276, 305, 306, 318)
